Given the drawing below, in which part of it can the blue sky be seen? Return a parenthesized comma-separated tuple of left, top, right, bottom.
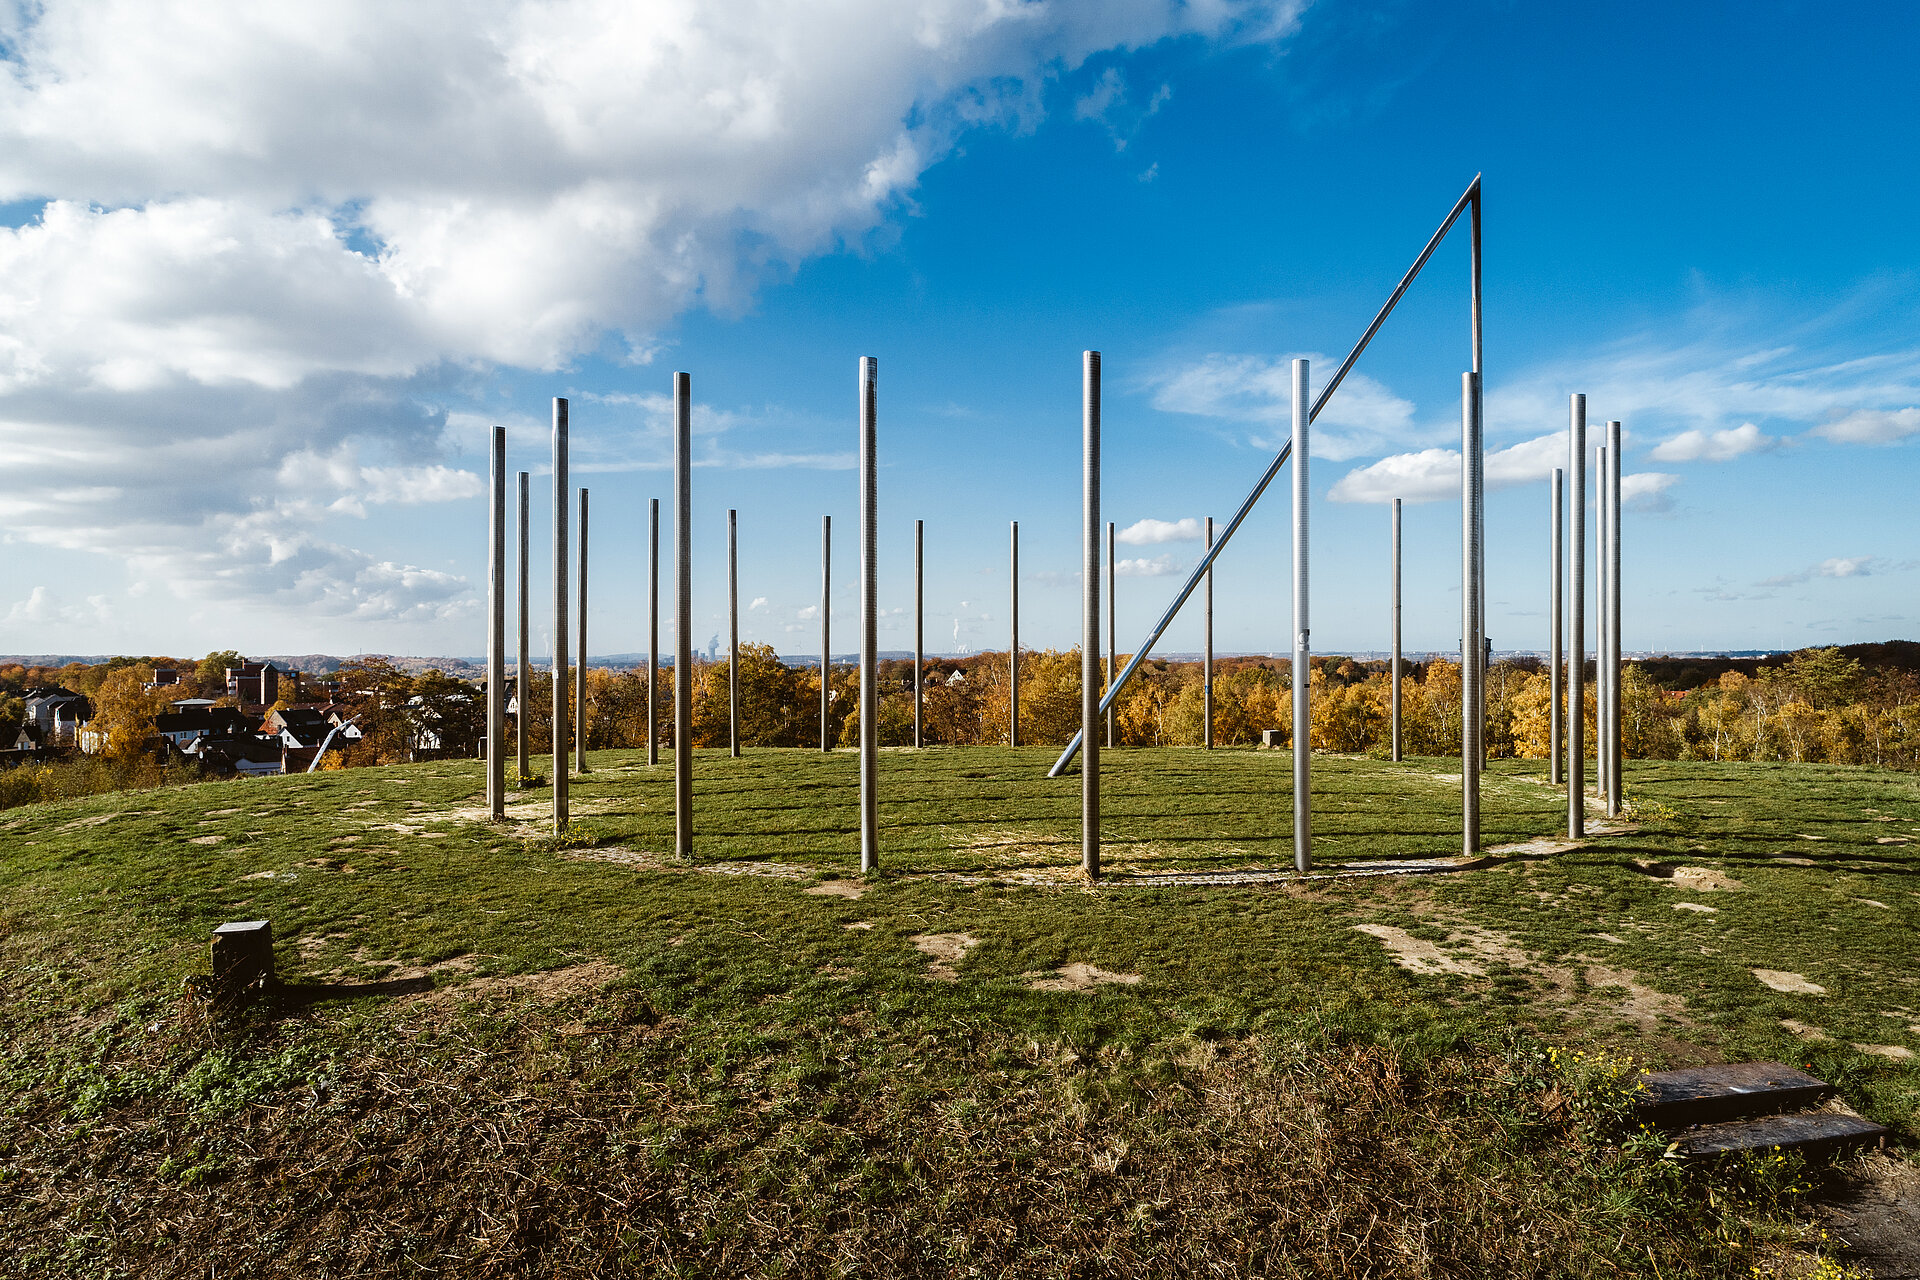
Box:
(1, 0, 1915, 661)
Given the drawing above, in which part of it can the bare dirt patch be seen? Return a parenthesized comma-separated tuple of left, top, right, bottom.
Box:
(911, 932, 980, 981)
(1025, 963, 1143, 993)
(408, 960, 623, 1008)
(804, 880, 865, 900)
(1753, 969, 1827, 995)
(1352, 924, 1483, 977)
(1817, 1153, 1920, 1280)
(1672, 901, 1718, 914)
(842, 921, 873, 931)
(1580, 961, 1689, 1028)
(188, 834, 224, 845)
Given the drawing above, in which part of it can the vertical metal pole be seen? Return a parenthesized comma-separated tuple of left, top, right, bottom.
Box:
(1082, 351, 1101, 880)
(517, 471, 530, 784)
(673, 373, 693, 858)
(575, 487, 589, 773)
(1550, 469, 1563, 786)
(1106, 521, 1116, 749)
(728, 508, 739, 759)
(648, 498, 659, 767)
(1390, 498, 1402, 762)
(913, 519, 924, 748)
(1596, 443, 1610, 807)
(1291, 359, 1311, 873)
(859, 356, 879, 872)
(820, 515, 831, 751)
(1204, 516, 1214, 750)
(1461, 371, 1483, 854)
(1608, 419, 1623, 815)
(1010, 520, 1019, 747)
(487, 425, 505, 819)
(551, 398, 569, 834)
(1568, 395, 1586, 837)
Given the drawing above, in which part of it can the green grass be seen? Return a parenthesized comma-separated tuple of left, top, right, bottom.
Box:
(0, 747, 1914, 1277)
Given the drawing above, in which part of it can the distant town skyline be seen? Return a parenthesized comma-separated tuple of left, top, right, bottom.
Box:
(2, 2, 1916, 661)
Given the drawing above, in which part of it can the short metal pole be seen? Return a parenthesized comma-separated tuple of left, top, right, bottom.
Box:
(551, 398, 569, 833)
(859, 356, 879, 872)
(1105, 520, 1115, 749)
(1204, 515, 1214, 750)
(913, 519, 923, 748)
(1082, 351, 1101, 879)
(1568, 395, 1586, 837)
(1292, 359, 1311, 873)
(1010, 520, 1019, 747)
(575, 487, 590, 773)
(1550, 469, 1563, 786)
(648, 497, 659, 767)
(1608, 419, 1623, 815)
(728, 507, 739, 758)
(487, 425, 505, 819)
(673, 373, 693, 858)
(820, 515, 831, 751)
(517, 470, 530, 784)
(1391, 498, 1402, 762)
(1461, 371, 1483, 854)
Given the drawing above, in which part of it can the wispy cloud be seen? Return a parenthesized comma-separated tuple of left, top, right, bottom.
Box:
(1761, 555, 1889, 587)
(1116, 554, 1181, 577)
(1811, 407, 1920, 445)
(1145, 353, 1426, 461)
(1648, 422, 1780, 463)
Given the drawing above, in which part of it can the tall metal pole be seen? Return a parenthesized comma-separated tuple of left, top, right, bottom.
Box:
(728, 508, 739, 759)
(1596, 443, 1610, 808)
(486, 425, 505, 819)
(1082, 352, 1101, 880)
(1049, 174, 1483, 779)
(1461, 372, 1483, 854)
(1204, 515, 1214, 750)
(575, 487, 589, 774)
(1010, 520, 1019, 747)
(516, 471, 529, 784)
(1390, 497, 1402, 762)
(1607, 419, 1624, 816)
(1567, 396, 1587, 838)
(858, 357, 879, 871)
(673, 373, 693, 858)
(1106, 521, 1116, 749)
(1291, 359, 1311, 873)
(913, 519, 923, 748)
(551, 398, 569, 834)
(1550, 469, 1564, 786)
(648, 498, 659, 767)
(820, 515, 831, 751)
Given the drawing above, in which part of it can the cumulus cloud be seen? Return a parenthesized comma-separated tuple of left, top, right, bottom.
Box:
(1115, 554, 1181, 577)
(1620, 472, 1679, 513)
(1648, 422, 1779, 463)
(1812, 407, 1920, 445)
(1328, 431, 1571, 504)
(1146, 353, 1420, 461)
(1116, 516, 1202, 544)
(0, 0, 1300, 632)
(4, 586, 113, 628)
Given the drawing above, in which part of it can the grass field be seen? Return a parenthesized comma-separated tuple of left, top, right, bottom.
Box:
(2, 747, 1916, 1277)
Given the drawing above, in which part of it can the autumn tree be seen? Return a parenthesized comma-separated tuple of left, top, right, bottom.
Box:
(84, 667, 170, 759)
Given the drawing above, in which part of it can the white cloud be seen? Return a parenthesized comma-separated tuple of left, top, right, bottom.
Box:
(1648, 422, 1779, 463)
(1812, 407, 1920, 445)
(796, 604, 819, 621)
(1116, 516, 1202, 544)
(1820, 555, 1875, 579)
(749, 596, 769, 612)
(3, 586, 113, 628)
(1146, 353, 1421, 461)
(1116, 554, 1180, 577)
(1620, 471, 1679, 513)
(1328, 431, 1570, 504)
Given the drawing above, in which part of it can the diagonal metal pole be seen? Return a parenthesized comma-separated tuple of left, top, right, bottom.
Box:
(1050, 174, 1482, 777)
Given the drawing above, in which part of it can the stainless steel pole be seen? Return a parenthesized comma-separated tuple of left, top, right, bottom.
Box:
(914, 519, 923, 748)
(551, 398, 569, 833)
(1082, 352, 1101, 879)
(487, 424, 505, 819)
(1462, 371, 1483, 854)
(1608, 419, 1623, 815)
(1049, 174, 1484, 779)
(648, 497, 659, 767)
(820, 515, 831, 751)
(1106, 521, 1116, 749)
(1550, 468, 1564, 786)
(1391, 497, 1402, 762)
(1568, 396, 1586, 838)
(674, 373, 693, 858)
(859, 356, 879, 872)
(517, 471, 529, 785)
(1292, 359, 1311, 873)
(1204, 515, 1214, 750)
(728, 507, 739, 759)
(1596, 443, 1610, 808)
(575, 487, 589, 774)
(1010, 520, 1019, 748)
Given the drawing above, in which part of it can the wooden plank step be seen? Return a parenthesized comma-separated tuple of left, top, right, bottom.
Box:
(1637, 1061, 1830, 1128)
(1675, 1111, 1888, 1160)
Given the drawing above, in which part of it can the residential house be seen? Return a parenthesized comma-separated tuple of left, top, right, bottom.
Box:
(0, 724, 44, 769)
(183, 732, 284, 777)
(225, 662, 284, 709)
(23, 687, 91, 742)
(146, 667, 185, 690)
(153, 705, 256, 754)
(266, 706, 358, 772)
